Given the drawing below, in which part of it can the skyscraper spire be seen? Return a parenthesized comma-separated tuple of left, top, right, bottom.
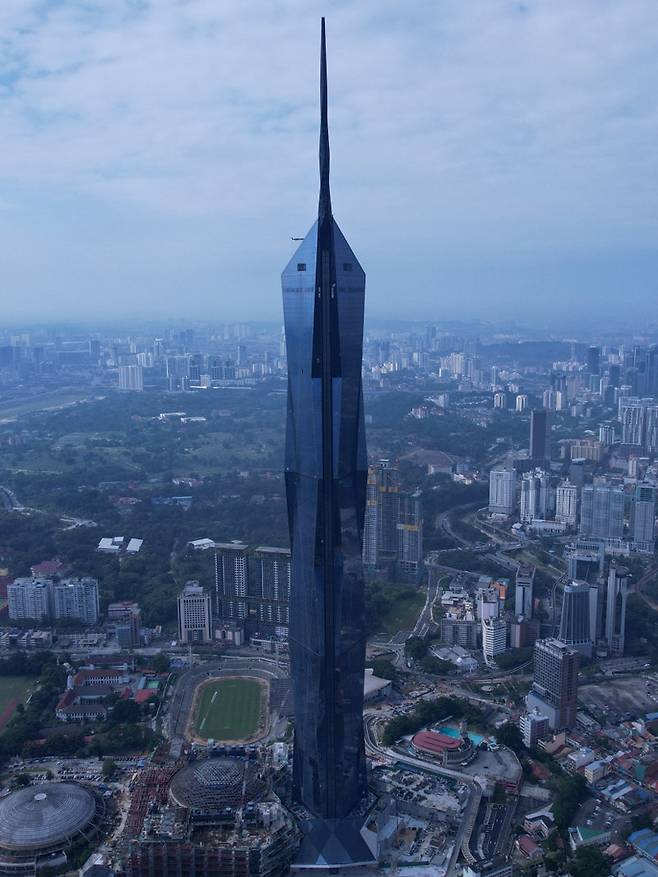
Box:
(318, 17, 332, 226)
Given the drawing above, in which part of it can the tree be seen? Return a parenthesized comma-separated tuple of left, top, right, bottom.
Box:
(421, 655, 452, 676)
(369, 659, 396, 682)
(102, 758, 116, 779)
(150, 652, 171, 674)
(496, 722, 525, 754)
(570, 847, 609, 877)
(110, 699, 141, 724)
(405, 637, 428, 662)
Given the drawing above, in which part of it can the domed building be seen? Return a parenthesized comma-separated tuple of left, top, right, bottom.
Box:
(169, 757, 267, 813)
(0, 782, 105, 875)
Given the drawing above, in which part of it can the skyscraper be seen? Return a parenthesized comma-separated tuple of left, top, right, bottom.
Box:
(555, 481, 578, 527)
(515, 564, 535, 618)
(397, 490, 423, 582)
(605, 564, 629, 656)
(520, 469, 551, 523)
(177, 582, 212, 644)
(579, 484, 624, 540)
(282, 18, 368, 833)
(252, 546, 291, 636)
(529, 408, 549, 464)
(214, 542, 249, 621)
(632, 483, 656, 548)
(526, 638, 579, 730)
(362, 460, 400, 569)
(558, 581, 593, 657)
(118, 364, 144, 391)
(488, 468, 516, 515)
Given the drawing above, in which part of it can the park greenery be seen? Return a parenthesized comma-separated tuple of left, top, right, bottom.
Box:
(382, 696, 486, 746)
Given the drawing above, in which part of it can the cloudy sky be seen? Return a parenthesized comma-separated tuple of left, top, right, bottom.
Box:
(1, 0, 658, 326)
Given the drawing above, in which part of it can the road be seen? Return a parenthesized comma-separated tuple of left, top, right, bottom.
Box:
(411, 572, 445, 639)
(0, 486, 22, 511)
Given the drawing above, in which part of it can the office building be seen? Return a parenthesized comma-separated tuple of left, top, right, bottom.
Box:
(107, 601, 141, 648)
(441, 617, 479, 649)
(118, 364, 144, 391)
(362, 460, 400, 568)
(632, 483, 656, 548)
(558, 581, 593, 657)
(52, 577, 99, 625)
(579, 484, 624, 540)
(565, 540, 605, 582)
(526, 638, 579, 730)
(397, 490, 423, 581)
(482, 616, 507, 663)
(7, 577, 52, 622)
(586, 346, 601, 376)
(520, 469, 551, 523)
(477, 587, 500, 620)
(519, 709, 550, 748)
(177, 582, 212, 644)
(605, 564, 629, 657)
(252, 547, 291, 636)
(488, 469, 516, 516)
(214, 542, 249, 621)
(555, 481, 578, 527)
(529, 408, 549, 464)
(282, 20, 368, 830)
(515, 564, 535, 618)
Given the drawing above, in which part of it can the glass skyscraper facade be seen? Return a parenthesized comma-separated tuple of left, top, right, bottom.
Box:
(282, 20, 368, 821)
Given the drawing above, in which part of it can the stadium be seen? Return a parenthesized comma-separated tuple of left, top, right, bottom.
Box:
(0, 782, 106, 875)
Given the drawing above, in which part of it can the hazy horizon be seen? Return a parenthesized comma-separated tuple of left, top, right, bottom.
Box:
(2, 1, 658, 324)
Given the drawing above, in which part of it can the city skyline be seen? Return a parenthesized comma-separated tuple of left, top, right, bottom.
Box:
(2, 1, 658, 325)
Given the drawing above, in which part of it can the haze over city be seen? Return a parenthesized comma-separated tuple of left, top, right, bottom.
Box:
(2, 0, 658, 326)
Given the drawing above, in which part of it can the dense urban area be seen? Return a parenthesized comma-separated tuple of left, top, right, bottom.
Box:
(0, 321, 656, 877)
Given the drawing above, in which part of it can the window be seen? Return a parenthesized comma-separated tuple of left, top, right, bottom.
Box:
(343, 262, 353, 271)
(297, 263, 306, 272)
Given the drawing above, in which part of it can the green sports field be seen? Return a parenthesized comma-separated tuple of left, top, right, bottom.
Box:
(194, 678, 264, 741)
(0, 677, 36, 729)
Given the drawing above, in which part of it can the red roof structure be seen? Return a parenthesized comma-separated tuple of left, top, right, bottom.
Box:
(411, 730, 463, 756)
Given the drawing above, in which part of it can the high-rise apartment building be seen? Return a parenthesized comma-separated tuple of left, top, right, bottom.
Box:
(515, 564, 535, 618)
(529, 408, 549, 464)
(558, 581, 593, 657)
(177, 582, 212, 644)
(631, 483, 656, 549)
(579, 484, 624, 540)
(118, 364, 144, 391)
(7, 577, 52, 622)
(282, 20, 367, 830)
(605, 564, 629, 657)
(555, 481, 578, 527)
(488, 469, 516, 516)
(620, 398, 658, 451)
(520, 469, 551, 523)
(526, 638, 579, 730)
(397, 490, 423, 582)
(362, 460, 400, 568)
(52, 577, 99, 625)
(482, 616, 507, 663)
(214, 542, 249, 620)
(252, 547, 291, 636)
